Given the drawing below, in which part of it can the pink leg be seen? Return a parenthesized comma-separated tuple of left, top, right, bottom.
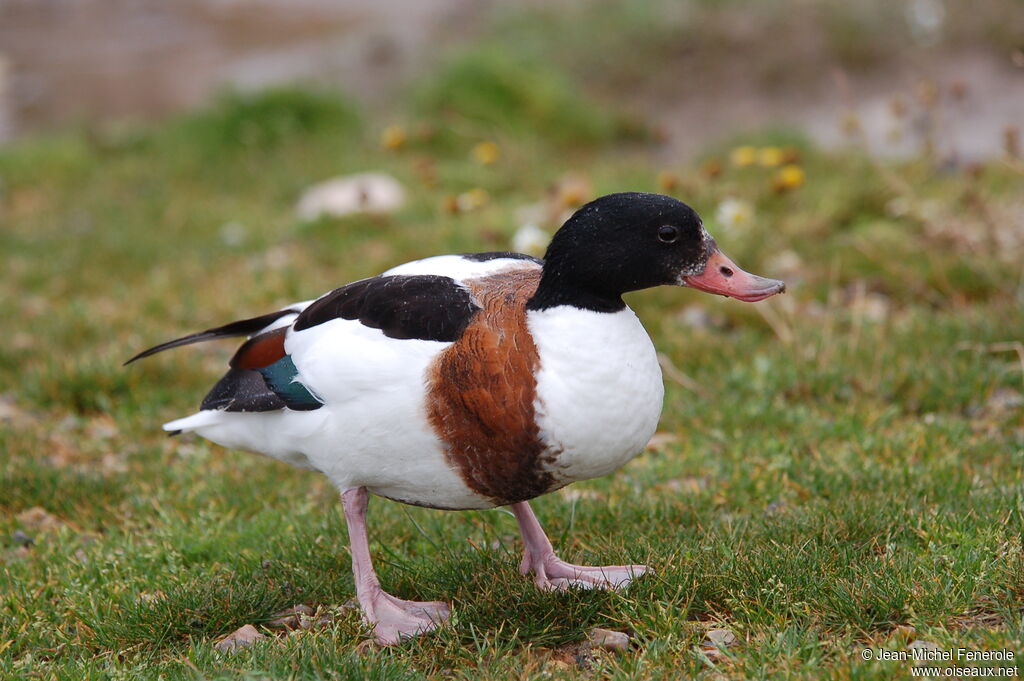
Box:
(511, 501, 649, 591)
(341, 487, 450, 645)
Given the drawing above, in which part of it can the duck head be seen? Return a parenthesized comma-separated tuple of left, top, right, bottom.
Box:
(527, 192, 785, 312)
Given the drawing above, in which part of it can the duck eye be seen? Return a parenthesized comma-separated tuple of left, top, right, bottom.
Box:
(657, 225, 679, 243)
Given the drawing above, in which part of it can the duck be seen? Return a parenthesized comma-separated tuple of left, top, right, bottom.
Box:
(128, 192, 785, 645)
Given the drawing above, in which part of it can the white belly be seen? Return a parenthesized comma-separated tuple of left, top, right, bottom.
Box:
(528, 306, 664, 485)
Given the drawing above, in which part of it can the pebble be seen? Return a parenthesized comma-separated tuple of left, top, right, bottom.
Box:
(705, 628, 737, 647)
(214, 624, 264, 653)
(11, 530, 33, 547)
(587, 628, 630, 652)
(701, 627, 738, 662)
(266, 604, 315, 630)
(16, 507, 61, 531)
(296, 173, 405, 220)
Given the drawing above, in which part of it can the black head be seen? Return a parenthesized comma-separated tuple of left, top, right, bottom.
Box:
(527, 192, 715, 312)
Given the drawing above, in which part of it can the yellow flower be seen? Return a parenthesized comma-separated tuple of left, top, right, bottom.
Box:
(656, 170, 679, 192)
(730, 146, 757, 167)
(701, 157, 723, 178)
(757, 146, 784, 167)
(442, 190, 491, 214)
(773, 164, 806, 192)
(472, 141, 501, 165)
(380, 125, 407, 150)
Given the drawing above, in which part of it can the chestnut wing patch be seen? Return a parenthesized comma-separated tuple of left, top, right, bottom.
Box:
(202, 328, 321, 412)
(293, 275, 480, 342)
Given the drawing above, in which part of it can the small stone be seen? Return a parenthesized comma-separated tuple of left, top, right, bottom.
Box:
(545, 658, 573, 671)
(0, 395, 35, 426)
(139, 591, 165, 604)
(587, 628, 630, 652)
(645, 432, 679, 451)
(661, 477, 706, 494)
(908, 640, 942, 665)
(16, 507, 61, 532)
(267, 604, 315, 630)
(559, 488, 601, 502)
(891, 625, 916, 642)
(702, 627, 739, 661)
(354, 638, 378, 656)
(908, 639, 940, 651)
(214, 624, 265, 653)
(296, 173, 405, 221)
(705, 628, 737, 648)
(987, 388, 1024, 413)
(11, 530, 33, 547)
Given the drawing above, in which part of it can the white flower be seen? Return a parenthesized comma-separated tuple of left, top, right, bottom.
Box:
(512, 223, 549, 257)
(715, 198, 754, 234)
(765, 249, 803, 275)
(219, 221, 246, 247)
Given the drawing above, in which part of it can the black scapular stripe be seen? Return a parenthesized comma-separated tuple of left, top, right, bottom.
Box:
(293, 275, 480, 342)
(458, 251, 543, 264)
(124, 309, 296, 365)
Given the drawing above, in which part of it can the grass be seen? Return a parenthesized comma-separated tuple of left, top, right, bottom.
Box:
(1, 55, 1023, 680)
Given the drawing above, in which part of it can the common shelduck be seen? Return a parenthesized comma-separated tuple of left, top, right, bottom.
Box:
(129, 192, 785, 645)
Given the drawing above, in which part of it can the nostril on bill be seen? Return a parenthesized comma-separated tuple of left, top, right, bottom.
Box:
(719, 266, 734, 278)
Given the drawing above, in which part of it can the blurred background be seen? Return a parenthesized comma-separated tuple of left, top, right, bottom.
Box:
(1, 0, 1022, 159)
(3, 2, 1024, 677)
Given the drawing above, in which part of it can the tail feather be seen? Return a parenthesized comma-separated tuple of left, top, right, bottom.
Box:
(124, 309, 297, 365)
(163, 411, 223, 433)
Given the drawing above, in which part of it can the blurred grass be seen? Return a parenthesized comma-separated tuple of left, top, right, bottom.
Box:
(414, 47, 642, 148)
(1, 34, 1023, 681)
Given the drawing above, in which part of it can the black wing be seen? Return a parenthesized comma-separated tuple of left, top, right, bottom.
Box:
(293, 274, 479, 342)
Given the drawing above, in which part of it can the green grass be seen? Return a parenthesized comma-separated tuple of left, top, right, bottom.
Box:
(1, 69, 1023, 680)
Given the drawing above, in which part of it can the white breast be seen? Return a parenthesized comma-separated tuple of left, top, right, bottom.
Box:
(528, 306, 664, 485)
